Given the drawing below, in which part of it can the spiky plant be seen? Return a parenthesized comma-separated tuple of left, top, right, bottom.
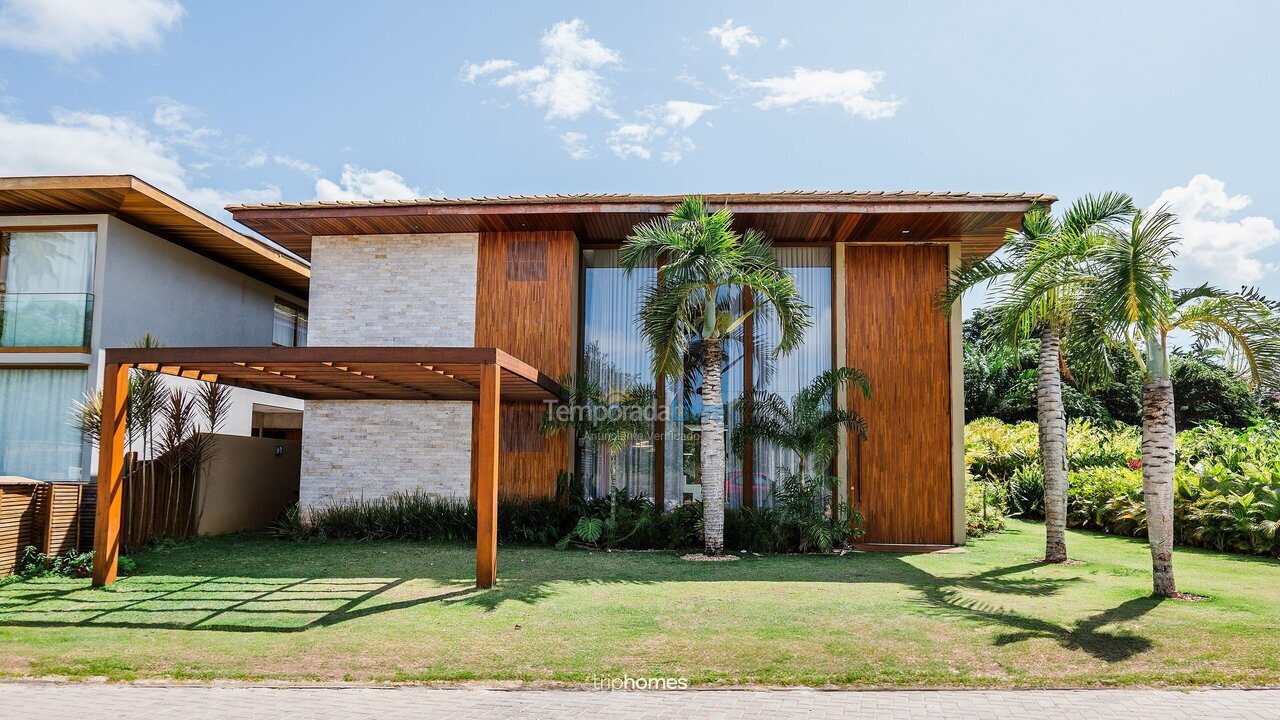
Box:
(621, 196, 812, 555)
(941, 192, 1135, 563)
(732, 366, 871, 497)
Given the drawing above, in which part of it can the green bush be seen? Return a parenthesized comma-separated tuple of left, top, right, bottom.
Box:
(965, 477, 1006, 536)
(967, 417, 1280, 557)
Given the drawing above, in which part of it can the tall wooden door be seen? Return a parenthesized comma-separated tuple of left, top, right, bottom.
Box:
(844, 245, 953, 544)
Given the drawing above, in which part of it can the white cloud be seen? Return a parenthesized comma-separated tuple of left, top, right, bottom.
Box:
(1151, 174, 1280, 285)
(707, 19, 762, 56)
(467, 19, 620, 120)
(0, 0, 184, 62)
(606, 123, 659, 160)
(777, 38, 792, 50)
(273, 154, 321, 176)
(743, 67, 900, 119)
(314, 165, 421, 202)
(560, 131, 593, 160)
(460, 58, 517, 83)
(661, 137, 696, 164)
(0, 108, 280, 218)
(151, 96, 218, 148)
(662, 100, 716, 129)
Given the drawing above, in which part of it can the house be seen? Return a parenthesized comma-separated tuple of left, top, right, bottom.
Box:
(88, 188, 1052, 588)
(223, 190, 1051, 547)
(0, 176, 310, 483)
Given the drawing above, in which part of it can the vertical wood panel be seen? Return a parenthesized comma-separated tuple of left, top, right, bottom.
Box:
(473, 231, 576, 499)
(844, 245, 953, 544)
(475, 362, 500, 588)
(93, 363, 129, 586)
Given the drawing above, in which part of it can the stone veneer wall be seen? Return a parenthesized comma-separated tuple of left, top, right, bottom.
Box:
(300, 233, 478, 509)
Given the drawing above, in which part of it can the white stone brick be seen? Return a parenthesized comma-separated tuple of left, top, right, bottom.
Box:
(300, 233, 478, 510)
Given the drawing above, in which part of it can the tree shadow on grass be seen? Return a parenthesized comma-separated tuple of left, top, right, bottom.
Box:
(0, 538, 1165, 660)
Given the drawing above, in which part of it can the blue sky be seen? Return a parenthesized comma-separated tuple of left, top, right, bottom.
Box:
(1, 0, 1278, 297)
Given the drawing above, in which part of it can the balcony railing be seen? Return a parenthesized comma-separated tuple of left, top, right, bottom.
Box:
(0, 292, 94, 348)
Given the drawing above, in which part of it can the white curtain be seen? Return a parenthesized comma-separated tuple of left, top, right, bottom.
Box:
(753, 247, 833, 506)
(0, 368, 88, 480)
(581, 249, 657, 500)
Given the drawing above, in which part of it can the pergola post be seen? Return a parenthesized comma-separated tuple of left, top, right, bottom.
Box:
(92, 363, 130, 587)
(475, 361, 501, 588)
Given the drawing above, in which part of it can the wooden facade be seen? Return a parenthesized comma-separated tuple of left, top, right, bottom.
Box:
(472, 231, 577, 498)
(844, 245, 954, 544)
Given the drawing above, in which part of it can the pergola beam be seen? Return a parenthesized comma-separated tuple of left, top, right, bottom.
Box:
(91, 363, 130, 587)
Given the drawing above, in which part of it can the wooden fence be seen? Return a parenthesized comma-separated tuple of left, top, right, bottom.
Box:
(120, 454, 201, 551)
(0, 479, 95, 576)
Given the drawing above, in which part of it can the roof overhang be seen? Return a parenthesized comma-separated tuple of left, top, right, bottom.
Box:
(228, 191, 1055, 262)
(0, 175, 310, 297)
(102, 346, 564, 402)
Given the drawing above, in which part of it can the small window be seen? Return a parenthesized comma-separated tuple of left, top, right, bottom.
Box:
(273, 301, 308, 347)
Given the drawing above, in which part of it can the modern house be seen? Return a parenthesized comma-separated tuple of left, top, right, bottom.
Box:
(86, 187, 1052, 588)
(0, 176, 310, 483)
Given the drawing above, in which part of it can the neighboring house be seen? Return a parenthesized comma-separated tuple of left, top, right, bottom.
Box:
(0, 176, 309, 482)
(224, 191, 1052, 546)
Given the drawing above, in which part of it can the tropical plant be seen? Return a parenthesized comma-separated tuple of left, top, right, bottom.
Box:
(731, 366, 871, 485)
(621, 196, 812, 555)
(1066, 207, 1280, 595)
(943, 192, 1135, 563)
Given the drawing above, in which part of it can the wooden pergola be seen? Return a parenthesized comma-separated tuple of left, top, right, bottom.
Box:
(91, 346, 565, 589)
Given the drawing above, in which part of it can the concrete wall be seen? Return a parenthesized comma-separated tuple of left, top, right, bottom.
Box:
(196, 434, 301, 535)
(300, 233, 479, 510)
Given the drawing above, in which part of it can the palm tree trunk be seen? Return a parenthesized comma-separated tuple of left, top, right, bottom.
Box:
(701, 337, 726, 555)
(1142, 377, 1178, 597)
(1037, 327, 1069, 563)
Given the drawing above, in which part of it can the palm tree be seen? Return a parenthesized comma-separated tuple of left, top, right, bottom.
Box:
(732, 367, 871, 491)
(1067, 208, 1280, 596)
(942, 193, 1135, 562)
(621, 196, 812, 555)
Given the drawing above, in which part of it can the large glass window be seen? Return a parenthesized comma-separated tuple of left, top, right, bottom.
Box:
(578, 245, 832, 510)
(0, 229, 96, 348)
(580, 249, 656, 499)
(0, 368, 87, 481)
(752, 247, 833, 505)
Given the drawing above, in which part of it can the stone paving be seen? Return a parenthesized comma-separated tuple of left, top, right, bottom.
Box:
(3, 683, 1280, 720)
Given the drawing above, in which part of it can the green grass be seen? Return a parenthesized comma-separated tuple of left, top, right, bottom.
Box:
(1, 519, 1278, 687)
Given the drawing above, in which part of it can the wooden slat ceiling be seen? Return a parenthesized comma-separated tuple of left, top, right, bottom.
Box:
(229, 191, 1054, 262)
(0, 176, 310, 297)
(102, 346, 565, 402)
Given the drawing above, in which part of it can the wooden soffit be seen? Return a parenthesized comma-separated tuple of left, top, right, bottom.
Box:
(0, 175, 310, 297)
(228, 191, 1055, 262)
(102, 346, 565, 402)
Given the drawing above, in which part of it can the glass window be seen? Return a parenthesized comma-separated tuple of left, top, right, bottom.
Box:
(0, 368, 87, 481)
(0, 230, 96, 347)
(580, 249, 656, 500)
(273, 301, 308, 347)
(753, 247, 833, 505)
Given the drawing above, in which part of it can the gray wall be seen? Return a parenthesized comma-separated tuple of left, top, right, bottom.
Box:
(300, 233, 478, 510)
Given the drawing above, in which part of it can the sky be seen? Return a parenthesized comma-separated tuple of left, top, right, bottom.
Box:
(0, 0, 1278, 302)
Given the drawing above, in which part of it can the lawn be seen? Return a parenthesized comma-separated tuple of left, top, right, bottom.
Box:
(1, 519, 1277, 687)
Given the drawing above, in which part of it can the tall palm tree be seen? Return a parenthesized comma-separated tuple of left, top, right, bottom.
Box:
(942, 193, 1135, 562)
(621, 196, 812, 555)
(1067, 208, 1280, 596)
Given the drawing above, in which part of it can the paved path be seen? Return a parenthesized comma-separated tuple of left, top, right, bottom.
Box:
(3, 683, 1279, 719)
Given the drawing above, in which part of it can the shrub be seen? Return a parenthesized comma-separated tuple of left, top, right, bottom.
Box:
(967, 417, 1280, 557)
(965, 477, 1006, 536)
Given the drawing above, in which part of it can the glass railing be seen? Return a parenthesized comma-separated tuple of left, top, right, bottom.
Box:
(0, 292, 94, 348)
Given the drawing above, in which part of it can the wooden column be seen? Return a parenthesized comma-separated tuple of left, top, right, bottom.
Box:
(92, 363, 129, 587)
(475, 362, 501, 588)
